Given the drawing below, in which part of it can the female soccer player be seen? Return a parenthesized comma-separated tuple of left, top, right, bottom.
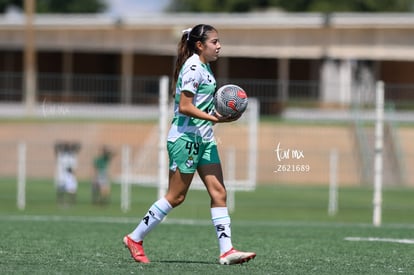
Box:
(123, 24, 256, 265)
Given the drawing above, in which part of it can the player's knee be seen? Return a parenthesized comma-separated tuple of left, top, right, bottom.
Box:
(210, 191, 227, 206)
(168, 194, 186, 207)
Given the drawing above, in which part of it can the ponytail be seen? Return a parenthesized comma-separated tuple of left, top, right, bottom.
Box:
(171, 33, 192, 97)
(171, 24, 217, 97)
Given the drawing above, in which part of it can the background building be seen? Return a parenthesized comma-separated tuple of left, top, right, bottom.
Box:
(0, 11, 413, 188)
(1, 12, 414, 114)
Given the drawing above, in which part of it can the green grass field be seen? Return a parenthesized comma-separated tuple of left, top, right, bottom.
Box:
(1, 179, 414, 274)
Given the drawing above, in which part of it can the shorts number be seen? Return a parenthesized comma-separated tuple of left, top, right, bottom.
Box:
(186, 141, 199, 155)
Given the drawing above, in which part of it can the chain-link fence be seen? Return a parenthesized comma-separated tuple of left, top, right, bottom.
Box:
(3, 72, 414, 111)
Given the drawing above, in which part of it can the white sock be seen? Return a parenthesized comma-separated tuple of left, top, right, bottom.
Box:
(129, 197, 172, 242)
(211, 207, 233, 255)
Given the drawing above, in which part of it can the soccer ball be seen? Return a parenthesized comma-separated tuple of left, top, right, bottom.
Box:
(214, 84, 248, 118)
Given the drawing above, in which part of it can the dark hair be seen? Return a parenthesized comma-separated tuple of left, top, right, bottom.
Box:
(171, 24, 217, 97)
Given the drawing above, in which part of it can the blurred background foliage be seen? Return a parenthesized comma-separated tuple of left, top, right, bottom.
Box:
(0, 0, 412, 14)
(0, 0, 106, 13)
(167, 0, 414, 13)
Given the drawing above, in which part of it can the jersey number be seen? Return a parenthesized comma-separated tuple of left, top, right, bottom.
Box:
(186, 141, 200, 155)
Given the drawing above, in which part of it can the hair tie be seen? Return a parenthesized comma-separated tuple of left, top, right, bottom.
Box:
(181, 27, 192, 41)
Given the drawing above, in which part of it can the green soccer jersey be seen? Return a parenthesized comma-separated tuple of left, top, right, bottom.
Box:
(168, 54, 217, 142)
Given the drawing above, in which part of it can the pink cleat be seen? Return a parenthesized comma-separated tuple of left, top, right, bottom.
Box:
(123, 235, 150, 263)
(219, 248, 256, 265)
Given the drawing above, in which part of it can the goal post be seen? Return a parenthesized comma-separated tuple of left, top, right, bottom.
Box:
(17, 142, 26, 210)
(328, 148, 338, 216)
(169, 97, 259, 192)
(156, 76, 259, 192)
(156, 76, 259, 195)
(373, 81, 384, 227)
(247, 96, 259, 189)
(157, 76, 169, 200)
(120, 144, 131, 212)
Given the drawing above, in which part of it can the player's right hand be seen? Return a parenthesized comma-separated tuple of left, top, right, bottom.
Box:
(213, 111, 240, 123)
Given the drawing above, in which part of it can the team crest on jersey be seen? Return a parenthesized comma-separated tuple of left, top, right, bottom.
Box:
(185, 156, 194, 168)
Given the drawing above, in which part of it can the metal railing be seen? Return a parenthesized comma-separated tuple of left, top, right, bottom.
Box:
(1, 73, 414, 114)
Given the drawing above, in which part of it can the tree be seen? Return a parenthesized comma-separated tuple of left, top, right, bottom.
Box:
(276, 0, 413, 12)
(0, 0, 106, 14)
(0, 0, 21, 13)
(168, 0, 414, 13)
(167, 0, 273, 13)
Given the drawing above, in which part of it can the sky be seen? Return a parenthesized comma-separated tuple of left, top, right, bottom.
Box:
(104, 0, 171, 15)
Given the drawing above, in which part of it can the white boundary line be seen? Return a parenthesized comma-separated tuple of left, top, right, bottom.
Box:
(1, 215, 414, 230)
(345, 237, 414, 244)
(0, 215, 212, 226)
